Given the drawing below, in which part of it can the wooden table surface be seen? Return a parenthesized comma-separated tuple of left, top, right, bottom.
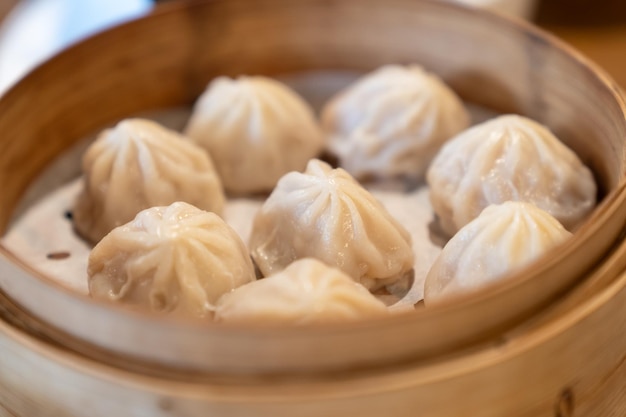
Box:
(536, 0, 626, 87)
(540, 24, 626, 88)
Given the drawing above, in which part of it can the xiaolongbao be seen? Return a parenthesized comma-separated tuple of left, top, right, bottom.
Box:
(427, 114, 597, 237)
(184, 75, 325, 194)
(88, 202, 255, 318)
(215, 258, 388, 324)
(249, 159, 414, 290)
(73, 118, 224, 243)
(424, 201, 572, 303)
(321, 65, 470, 181)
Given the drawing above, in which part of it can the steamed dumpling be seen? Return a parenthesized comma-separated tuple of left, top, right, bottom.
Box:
(73, 118, 225, 243)
(427, 114, 597, 237)
(424, 201, 572, 303)
(321, 65, 470, 181)
(250, 159, 414, 290)
(88, 202, 255, 318)
(215, 258, 388, 324)
(184, 75, 325, 194)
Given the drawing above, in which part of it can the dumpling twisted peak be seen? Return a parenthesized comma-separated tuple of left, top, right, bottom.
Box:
(215, 258, 388, 324)
(184, 75, 325, 194)
(88, 202, 255, 318)
(427, 114, 597, 236)
(250, 159, 414, 289)
(322, 65, 470, 181)
(73, 118, 225, 243)
(424, 201, 572, 303)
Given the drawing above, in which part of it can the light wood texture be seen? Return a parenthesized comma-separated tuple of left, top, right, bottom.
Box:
(3, 244, 626, 416)
(1, 1, 626, 414)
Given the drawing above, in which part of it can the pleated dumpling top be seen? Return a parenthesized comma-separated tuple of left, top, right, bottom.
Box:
(425, 201, 572, 303)
(427, 114, 597, 237)
(215, 258, 388, 324)
(184, 75, 325, 194)
(322, 65, 470, 181)
(250, 159, 414, 290)
(88, 202, 255, 318)
(73, 118, 225, 243)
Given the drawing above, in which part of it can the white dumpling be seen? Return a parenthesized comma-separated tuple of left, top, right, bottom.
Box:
(427, 114, 597, 237)
(424, 201, 572, 303)
(184, 75, 325, 194)
(250, 159, 414, 290)
(321, 65, 470, 181)
(88, 202, 255, 318)
(215, 258, 388, 324)
(73, 118, 225, 243)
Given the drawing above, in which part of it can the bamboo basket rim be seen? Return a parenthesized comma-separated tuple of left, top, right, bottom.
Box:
(3, 233, 626, 400)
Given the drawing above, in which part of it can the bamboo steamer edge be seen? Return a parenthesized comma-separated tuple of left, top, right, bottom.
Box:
(3, 225, 626, 416)
(0, 0, 625, 385)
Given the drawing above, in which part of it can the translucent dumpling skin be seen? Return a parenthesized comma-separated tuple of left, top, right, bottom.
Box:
(88, 202, 255, 318)
(184, 76, 325, 194)
(249, 159, 414, 290)
(215, 258, 389, 324)
(427, 114, 597, 237)
(322, 65, 470, 181)
(73, 118, 225, 243)
(424, 201, 572, 303)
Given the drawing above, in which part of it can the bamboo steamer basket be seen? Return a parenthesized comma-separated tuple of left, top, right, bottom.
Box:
(2, 0, 626, 415)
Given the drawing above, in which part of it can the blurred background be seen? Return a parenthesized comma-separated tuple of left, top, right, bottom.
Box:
(1, 0, 626, 95)
(0, 0, 152, 94)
